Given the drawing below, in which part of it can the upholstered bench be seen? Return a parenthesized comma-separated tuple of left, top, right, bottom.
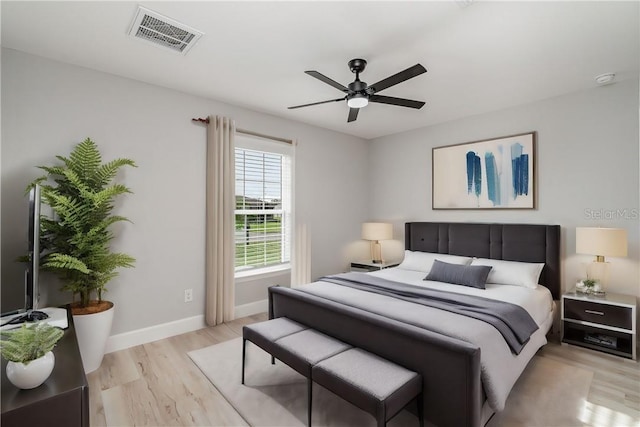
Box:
(312, 347, 424, 427)
(242, 318, 422, 427)
(242, 318, 352, 425)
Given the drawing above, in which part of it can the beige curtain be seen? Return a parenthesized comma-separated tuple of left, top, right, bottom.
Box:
(205, 115, 236, 325)
(291, 223, 311, 287)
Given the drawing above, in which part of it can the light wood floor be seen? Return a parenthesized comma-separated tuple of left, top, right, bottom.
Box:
(88, 313, 639, 426)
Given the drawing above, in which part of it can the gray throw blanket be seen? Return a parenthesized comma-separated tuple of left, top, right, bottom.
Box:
(320, 272, 538, 355)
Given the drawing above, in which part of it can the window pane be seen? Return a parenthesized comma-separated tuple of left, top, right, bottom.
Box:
(244, 183, 264, 207)
(235, 181, 245, 209)
(235, 213, 284, 269)
(235, 151, 245, 180)
(264, 182, 281, 202)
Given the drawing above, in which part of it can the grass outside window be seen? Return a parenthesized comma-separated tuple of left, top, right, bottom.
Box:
(235, 217, 284, 270)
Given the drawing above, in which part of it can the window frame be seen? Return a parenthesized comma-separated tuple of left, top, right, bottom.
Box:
(234, 135, 293, 278)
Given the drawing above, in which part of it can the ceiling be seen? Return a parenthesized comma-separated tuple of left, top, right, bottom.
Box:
(2, 1, 638, 140)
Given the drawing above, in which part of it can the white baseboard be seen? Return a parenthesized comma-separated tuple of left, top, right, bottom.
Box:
(105, 314, 206, 354)
(235, 299, 268, 318)
(104, 300, 269, 354)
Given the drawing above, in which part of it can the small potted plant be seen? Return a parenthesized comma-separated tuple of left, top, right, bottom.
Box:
(1, 323, 64, 389)
(576, 278, 603, 295)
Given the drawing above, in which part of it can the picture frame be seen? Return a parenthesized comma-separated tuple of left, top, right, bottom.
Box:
(432, 131, 536, 209)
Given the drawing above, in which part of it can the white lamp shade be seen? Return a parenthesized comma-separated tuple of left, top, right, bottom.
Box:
(576, 227, 627, 257)
(362, 222, 393, 241)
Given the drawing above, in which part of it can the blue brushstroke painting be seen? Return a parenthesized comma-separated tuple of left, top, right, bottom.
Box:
(457, 141, 529, 207)
(511, 143, 529, 198)
(466, 151, 482, 197)
(485, 152, 500, 205)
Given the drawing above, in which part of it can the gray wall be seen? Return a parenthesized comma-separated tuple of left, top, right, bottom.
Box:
(3, 46, 638, 337)
(368, 78, 640, 299)
(1, 48, 369, 333)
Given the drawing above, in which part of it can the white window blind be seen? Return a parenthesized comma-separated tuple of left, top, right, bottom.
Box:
(234, 142, 292, 274)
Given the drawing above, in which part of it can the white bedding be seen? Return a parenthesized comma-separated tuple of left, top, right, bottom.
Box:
(369, 267, 554, 327)
(296, 267, 555, 412)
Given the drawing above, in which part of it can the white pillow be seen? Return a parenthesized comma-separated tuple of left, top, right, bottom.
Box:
(470, 258, 544, 289)
(397, 250, 472, 273)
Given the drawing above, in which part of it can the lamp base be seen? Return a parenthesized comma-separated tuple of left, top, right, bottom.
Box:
(586, 261, 610, 288)
(370, 240, 383, 264)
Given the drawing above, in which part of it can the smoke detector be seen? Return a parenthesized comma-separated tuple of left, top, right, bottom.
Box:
(595, 73, 615, 86)
(128, 6, 203, 54)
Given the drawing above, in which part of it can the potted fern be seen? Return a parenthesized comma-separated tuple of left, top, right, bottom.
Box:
(28, 138, 136, 373)
(1, 323, 64, 389)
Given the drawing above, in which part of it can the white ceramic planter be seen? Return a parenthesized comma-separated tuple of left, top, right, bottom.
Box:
(6, 351, 55, 389)
(73, 304, 115, 374)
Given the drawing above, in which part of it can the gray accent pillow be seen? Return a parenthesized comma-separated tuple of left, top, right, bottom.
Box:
(425, 259, 493, 289)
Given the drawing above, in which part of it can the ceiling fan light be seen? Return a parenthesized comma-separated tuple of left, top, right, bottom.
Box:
(347, 94, 368, 108)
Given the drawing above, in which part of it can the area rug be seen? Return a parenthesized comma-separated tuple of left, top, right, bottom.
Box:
(189, 338, 593, 427)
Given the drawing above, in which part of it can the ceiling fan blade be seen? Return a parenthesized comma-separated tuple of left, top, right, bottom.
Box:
(288, 97, 345, 109)
(305, 71, 349, 93)
(347, 107, 359, 122)
(369, 95, 425, 109)
(369, 64, 427, 93)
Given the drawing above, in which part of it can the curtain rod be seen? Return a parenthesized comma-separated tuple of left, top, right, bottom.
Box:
(191, 117, 293, 145)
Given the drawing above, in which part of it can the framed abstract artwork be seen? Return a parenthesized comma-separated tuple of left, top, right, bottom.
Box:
(432, 132, 536, 209)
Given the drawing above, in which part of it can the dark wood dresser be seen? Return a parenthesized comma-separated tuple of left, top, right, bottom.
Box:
(1, 309, 89, 427)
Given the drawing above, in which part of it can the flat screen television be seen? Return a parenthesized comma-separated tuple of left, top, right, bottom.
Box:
(26, 184, 42, 311)
(1, 184, 69, 329)
(0, 185, 41, 318)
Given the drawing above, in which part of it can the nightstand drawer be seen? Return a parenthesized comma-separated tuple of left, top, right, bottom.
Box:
(564, 299, 632, 330)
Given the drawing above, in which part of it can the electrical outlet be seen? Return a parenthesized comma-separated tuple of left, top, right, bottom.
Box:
(184, 288, 193, 303)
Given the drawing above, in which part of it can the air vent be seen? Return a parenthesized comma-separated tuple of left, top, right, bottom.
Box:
(128, 6, 203, 54)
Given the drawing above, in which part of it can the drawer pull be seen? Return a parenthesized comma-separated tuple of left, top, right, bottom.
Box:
(584, 309, 605, 316)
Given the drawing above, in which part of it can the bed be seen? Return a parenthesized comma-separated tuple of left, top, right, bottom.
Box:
(269, 222, 561, 427)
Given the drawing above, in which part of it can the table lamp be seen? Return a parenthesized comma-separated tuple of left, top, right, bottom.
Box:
(575, 227, 627, 293)
(362, 222, 393, 264)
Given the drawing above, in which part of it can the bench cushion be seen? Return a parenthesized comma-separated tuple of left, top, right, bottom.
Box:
(243, 317, 308, 342)
(274, 329, 352, 376)
(243, 317, 308, 355)
(313, 348, 422, 421)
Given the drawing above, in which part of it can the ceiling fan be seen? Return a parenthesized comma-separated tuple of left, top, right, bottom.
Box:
(288, 58, 427, 123)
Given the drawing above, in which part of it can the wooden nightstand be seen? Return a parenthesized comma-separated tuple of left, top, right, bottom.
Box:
(350, 260, 400, 272)
(562, 289, 636, 360)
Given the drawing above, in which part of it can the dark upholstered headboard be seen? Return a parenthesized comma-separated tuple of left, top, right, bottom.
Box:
(405, 222, 561, 299)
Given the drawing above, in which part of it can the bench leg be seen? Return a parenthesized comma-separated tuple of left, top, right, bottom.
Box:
(241, 339, 246, 385)
(272, 355, 275, 365)
(308, 378, 312, 427)
(378, 406, 386, 427)
(417, 394, 424, 427)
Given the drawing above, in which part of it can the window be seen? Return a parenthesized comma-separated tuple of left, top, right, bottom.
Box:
(234, 137, 292, 275)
